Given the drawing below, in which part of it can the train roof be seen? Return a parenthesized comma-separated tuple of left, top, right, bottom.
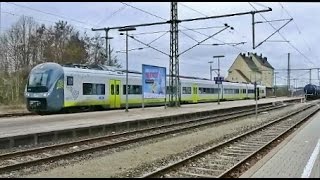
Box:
(34, 62, 265, 88)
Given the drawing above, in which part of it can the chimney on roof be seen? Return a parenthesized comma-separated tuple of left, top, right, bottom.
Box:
(260, 53, 262, 58)
(263, 57, 267, 63)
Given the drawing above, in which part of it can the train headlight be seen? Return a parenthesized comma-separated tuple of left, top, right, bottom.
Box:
(44, 93, 49, 97)
(25, 92, 30, 97)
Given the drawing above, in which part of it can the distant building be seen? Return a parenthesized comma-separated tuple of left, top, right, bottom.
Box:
(226, 52, 274, 96)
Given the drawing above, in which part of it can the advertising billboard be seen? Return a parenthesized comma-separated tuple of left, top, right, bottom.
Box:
(142, 64, 166, 99)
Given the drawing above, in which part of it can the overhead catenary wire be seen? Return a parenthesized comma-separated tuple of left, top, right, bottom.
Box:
(1, 11, 92, 30)
(94, 3, 128, 27)
(180, 30, 199, 43)
(248, 2, 317, 68)
(130, 26, 225, 36)
(6, 2, 97, 28)
(146, 31, 169, 45)
(120, 2, 167, 21)
(278, 2, 313, 53)
(291, 70, 312, 80)
(120, 2, 248, 52)
(179, 2, 248, 48)
(252, 2, 270, 9)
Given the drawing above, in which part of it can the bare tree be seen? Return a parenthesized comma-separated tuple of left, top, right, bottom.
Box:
(0, 17, 122, 105)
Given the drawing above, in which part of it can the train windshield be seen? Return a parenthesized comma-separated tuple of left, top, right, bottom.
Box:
(27, 71, 51, 92)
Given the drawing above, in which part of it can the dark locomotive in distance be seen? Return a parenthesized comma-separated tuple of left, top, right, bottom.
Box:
(304, 84, 320, 100)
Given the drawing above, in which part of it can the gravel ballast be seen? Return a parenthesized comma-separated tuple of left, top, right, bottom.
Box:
(13, 102, 309, 178)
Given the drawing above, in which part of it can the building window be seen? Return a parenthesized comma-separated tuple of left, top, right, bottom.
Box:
(67, 76, 73, 86)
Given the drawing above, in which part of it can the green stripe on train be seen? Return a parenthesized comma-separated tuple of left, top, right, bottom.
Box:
(64, 94, 257, 107)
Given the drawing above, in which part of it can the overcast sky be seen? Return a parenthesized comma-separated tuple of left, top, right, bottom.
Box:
(1, 2, 319, 87)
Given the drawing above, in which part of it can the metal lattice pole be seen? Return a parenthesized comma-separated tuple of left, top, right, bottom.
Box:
(169, 2, 180, 107)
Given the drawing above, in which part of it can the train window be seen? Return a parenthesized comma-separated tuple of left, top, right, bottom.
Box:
(182, 87, 191, 94)
(224, 89, 237, 94)
(116, 85, 119, 95)
(123, 85, 142, 95)
(131, 85, 142, 94)
(199, 87, 203, 94)
(242, 89, 246, 93)
(123, 85, 126, 94)
(213, 88, 219, 94)
(83, 83, 105, 95)
(83, 83, 93, 95)
(166, 86, 176, 95)
(198, 87, 220, 94)
(166, 86, 170, 94)
(111, 85, 114, 95)
(67, 76, 73, 86)
(92, 84, 97, 94)
(96, 84, 105, 95)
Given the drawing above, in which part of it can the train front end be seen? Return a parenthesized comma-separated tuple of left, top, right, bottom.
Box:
(304, 84, 317, 100)
(24, 63, 64, 113)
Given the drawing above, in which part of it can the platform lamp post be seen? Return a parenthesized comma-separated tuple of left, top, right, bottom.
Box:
(208, 61, 213, 81)
(213, 55, 224, 105)
(119, 27, 136, 112)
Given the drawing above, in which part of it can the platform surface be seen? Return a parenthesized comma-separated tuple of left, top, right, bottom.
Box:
(0, 97, 303, 139)
(240, 107, 320, 178)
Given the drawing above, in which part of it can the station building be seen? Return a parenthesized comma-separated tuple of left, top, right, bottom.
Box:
(226, 52, 274, 96)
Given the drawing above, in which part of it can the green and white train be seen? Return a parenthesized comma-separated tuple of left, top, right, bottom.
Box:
(24, 62, 266, 113)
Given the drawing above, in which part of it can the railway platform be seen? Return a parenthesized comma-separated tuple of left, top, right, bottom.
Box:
(0, 97, 304, 149)
(240, 107, 320, 178)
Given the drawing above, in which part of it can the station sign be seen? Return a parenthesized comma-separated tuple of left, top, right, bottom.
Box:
(214, 76, 224, 81)
(214, 76, 224, 84)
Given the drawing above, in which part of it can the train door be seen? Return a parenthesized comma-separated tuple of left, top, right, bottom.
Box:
(239, 87, 243, 99)
(192, 84, 198, 103)
(109, 80, 121, 108)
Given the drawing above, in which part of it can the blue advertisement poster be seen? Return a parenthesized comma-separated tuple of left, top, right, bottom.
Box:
(142, 64, 166, 99)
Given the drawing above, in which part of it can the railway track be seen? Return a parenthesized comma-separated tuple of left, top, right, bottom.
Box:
(0, 103, 288, 174)
(140, 103, 319, 178)
(0, 112, 35, 118)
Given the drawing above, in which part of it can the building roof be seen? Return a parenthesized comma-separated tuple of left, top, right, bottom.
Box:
(239, 53, 261, 72)
(234, 69, 251, 82)
(250, 53, 274, 70)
